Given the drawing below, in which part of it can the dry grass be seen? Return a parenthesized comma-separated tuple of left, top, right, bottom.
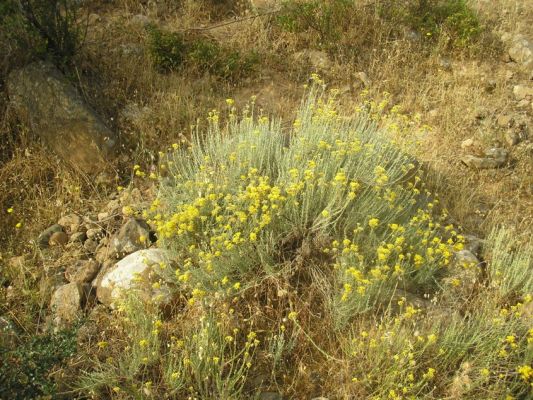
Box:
(1, 0, 532, 398)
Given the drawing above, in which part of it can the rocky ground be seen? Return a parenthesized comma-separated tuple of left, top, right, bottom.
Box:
(0, 0, 532, 399)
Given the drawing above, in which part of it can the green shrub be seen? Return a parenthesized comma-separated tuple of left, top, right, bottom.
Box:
(0, 328, 78, 399)
(381, 0, 483, 48)
(277, 0, 352, 47)
(146, 25, 187, 72)
(277, 0, 483, 52)
(147, 26, 259, 79)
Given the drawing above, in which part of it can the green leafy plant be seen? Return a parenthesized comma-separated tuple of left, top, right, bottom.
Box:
(381, 0, 483, 48)
(146, 24, 187, 72)
(147, 26, 259, 80)
(277, 0, 352, 46)
(0, 327, 78, 399)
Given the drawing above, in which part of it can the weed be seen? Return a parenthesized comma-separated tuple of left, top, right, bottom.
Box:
(0, 327, 78, 399)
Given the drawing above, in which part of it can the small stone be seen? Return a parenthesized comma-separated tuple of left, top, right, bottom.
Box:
(69, 231, 87, 243)
(58, 213, 83, 233)
(37, 224, 64, 249)
(461, 138, 474, 149)
(65, 259, 101, 284)
(508, 35, 533, 67)
(496, 115, 514, 128)
(84, 238, 98, 253)
(461, 147, 508, 169)
(49, 231, 69, 246)
(513, 85, 533, 101)
(86, 228, 104, 240)
(505, 130, 521, 146)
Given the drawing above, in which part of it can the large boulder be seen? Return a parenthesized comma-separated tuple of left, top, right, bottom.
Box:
(7, 61, 117, 173)
(95, 248, 172, 308)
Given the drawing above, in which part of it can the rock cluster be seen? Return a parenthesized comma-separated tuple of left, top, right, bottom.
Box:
(37, 189, 174, 328)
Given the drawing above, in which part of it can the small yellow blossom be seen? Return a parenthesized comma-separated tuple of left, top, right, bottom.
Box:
(368, 218, 379, 228)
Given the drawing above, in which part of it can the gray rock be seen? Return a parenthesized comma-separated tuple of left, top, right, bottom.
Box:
(86, 228, 104, 240)
(84, 238, 98, 253)
(95, 248, 172, 308)
(109, 218, 151, 258)
(50, 282, 86, 328)
(58, 213, 83, 233)
(463, 235, 484, 257)
(461, 147, 508, 169)
(508, 35, 533, 67)
(65, 259, 101, 284)
(454, 250, 480, 268)
(6, 61, 117, 173)
(38, 224, 64, 249)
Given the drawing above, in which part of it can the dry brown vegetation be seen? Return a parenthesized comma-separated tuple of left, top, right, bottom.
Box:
(1, 0, 532, 399)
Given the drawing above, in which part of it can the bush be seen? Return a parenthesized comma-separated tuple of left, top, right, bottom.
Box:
(276, 0, 483, 52)
(146, 25, 187, 72)
(277, 0, 352, 47)
(151, 78, 461, 327)
(0, 0, 86, 70)
(381, 0, 483, 48)
(147, 26, 259, 80)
